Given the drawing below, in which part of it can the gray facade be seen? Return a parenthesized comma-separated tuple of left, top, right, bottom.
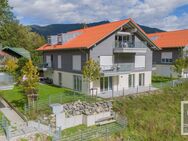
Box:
(43, 49, 88, 73)
(153, 48, 182, 65)
(89, 29, 153, 72)
(153, 48, 183, 77)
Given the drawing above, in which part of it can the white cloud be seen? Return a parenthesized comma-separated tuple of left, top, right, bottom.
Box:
(9, 0, 188, 30)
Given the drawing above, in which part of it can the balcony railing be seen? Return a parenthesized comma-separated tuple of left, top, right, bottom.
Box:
(101, 63, 135, 73)
(115, 41, 146, 48)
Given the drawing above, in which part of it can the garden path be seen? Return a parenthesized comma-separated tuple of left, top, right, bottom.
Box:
(0, 98, 25, 127)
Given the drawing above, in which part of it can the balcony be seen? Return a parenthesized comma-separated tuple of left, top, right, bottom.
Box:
(100, 63, 145, 76)
(113, 41, 147, 53)
(38, 63, 52, 71)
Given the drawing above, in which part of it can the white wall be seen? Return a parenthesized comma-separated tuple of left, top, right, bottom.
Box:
(56, 111, 111, 130)
(92, 71, 152, 93)
(52, 70, 89, 94)
(153, 64, 178, 77)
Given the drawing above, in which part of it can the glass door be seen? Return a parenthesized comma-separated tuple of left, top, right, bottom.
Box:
(100, 77, 113, 92)
(128, 74, 135, 88)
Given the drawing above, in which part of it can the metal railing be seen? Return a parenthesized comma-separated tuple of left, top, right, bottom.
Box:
(101, 63, 140, 72)
(115, 41, 147, 48)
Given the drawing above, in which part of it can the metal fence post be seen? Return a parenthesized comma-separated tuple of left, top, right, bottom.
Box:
(58, 127, 61, 140)
(123, 88, 125, 96)
(137, 86, 139, 93)
(49, 124, 51, 135)
(48, 95, 51, 105)
(80, 130, 83, 141)
(105, 125, 108, 141)
(24, 104, 27, 115)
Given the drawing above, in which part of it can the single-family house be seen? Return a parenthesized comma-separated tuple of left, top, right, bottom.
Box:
(148, 29, 188, 78)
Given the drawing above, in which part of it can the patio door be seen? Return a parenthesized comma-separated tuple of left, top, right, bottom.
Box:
(100, 76, 112, 92)
(139, 73, 145, 86)
(73, 75, 82, 91)
(128, 74, 135, 88)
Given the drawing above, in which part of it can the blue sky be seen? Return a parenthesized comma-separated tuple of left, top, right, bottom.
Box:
(9, 0, 188, 31)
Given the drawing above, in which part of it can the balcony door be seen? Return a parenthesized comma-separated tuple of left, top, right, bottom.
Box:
(100, 77, 112, 92)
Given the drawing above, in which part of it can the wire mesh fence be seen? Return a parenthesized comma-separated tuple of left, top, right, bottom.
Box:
(24, 89, 104, 119)
(53, 113, 127, 141)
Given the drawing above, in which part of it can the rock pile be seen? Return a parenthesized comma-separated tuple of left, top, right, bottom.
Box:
(63, 100, 113, 117)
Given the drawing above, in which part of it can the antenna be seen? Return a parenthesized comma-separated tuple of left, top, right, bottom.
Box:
(83, 19, 88, 29)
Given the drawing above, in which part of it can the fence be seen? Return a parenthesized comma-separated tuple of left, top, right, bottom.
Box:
(53, 113, 127, 141)
(152, 78, 187, 89)
(24, 90, 104, 121)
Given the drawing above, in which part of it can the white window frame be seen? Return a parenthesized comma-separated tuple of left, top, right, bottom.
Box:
(57, 55, 62, 69)
(46, 55, 52, 67)
(73, 75, 82, 91)
(161, 52, 173, 63)
(72, 55, 81, 71)
(100, 77, 112, 92)
(139, 73, 145, 86)
(128, 74, 135, 88)
(135, 55, 145, 68)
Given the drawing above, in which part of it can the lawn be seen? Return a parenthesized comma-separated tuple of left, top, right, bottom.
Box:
(0, 84, 101, 118)
(111, 80, 188, 141)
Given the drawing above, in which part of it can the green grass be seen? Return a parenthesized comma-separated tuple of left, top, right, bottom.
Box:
(152, 75, 175, 83)
(111, 81, 188, 141)
(0, 84, 101, 118)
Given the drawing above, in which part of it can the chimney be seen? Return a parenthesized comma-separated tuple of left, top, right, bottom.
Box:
(47, 36, 52, 45)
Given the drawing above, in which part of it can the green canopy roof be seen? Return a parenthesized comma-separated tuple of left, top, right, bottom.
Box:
(2, 47, 31, 59)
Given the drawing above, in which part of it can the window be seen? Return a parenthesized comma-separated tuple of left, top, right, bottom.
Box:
(128, 74, 135, 88)
(57, 34, 62, 44)
(135, 56, 145, 68)
(72, 55, 81, 71)
(58, 73, 62, 86)
(115, 35, 132, 48)
(73, 75, 82, 91)
(47, 36, 51, 44)
(100, 77, 112, 92)
(46, 55, 52, 67)
(139, 73, 145, 86)
(161, 52, 172, 63)
(57, 55, 62, 69)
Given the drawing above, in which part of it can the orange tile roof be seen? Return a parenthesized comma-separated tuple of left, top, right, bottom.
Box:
(148, 29, 188, 49)
(37, 18, 158, 51)
(37, 19, 131, 51)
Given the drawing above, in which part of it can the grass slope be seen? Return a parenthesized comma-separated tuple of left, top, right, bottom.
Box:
(113, 81, 188, 141)
(0, 84, 99, 118)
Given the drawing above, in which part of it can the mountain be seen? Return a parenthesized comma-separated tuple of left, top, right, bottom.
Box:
(30, 21, 165, 38)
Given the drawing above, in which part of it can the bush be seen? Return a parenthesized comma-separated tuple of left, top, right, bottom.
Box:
(152, 75, 174, 83)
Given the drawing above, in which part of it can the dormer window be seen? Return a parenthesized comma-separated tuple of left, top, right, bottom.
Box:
(57, 34, 62, 44)
(47, 36, 51, 45)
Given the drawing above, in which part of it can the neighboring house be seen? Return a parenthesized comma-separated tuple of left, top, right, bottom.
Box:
(37, 18, 159, 96)
(148, 29, 188, 78)
(2, 47, 31, 59)
(0, 51, 9, 67)
(0, 47, 31, 68)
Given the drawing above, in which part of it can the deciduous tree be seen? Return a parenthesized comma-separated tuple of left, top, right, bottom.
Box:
(21, 60, 39, 106)
(82, 58, 101, 95)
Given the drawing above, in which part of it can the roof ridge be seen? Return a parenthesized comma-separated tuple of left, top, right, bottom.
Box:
(68, 18, 130, 33)
(148, 29, 188, 35)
